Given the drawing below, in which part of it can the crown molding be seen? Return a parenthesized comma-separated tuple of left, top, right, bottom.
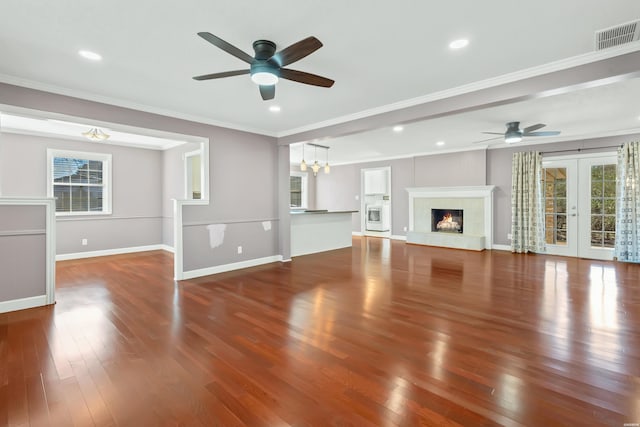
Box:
(0, 74, 277, 137)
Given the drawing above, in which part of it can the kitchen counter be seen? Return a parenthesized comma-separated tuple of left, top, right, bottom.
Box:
(290, 210, 358, 257)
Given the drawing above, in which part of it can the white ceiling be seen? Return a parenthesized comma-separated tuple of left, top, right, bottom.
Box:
(1, 1, 640, 160)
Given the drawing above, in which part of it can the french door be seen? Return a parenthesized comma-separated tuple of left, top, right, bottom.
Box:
(542, 154, 617, 260)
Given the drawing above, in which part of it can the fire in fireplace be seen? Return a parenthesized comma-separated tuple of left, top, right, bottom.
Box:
(431, 209, 463, 233)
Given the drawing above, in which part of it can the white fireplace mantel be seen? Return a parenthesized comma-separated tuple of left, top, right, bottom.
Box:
(406, 185, 495, 250)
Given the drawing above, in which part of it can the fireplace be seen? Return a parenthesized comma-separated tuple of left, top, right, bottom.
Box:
(431, 209, 463, 233)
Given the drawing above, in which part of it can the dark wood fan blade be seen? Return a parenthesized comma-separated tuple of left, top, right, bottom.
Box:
(524, 131, 561, 137)
(197, 32, 254, 64)
(260, 85, 275, 100)
(481, 132, 504, 135)
(523, 123, 546, 133)
(273, 37, 323, 67)
(279, 68, 334, 87)
(193, 69, 249, 80)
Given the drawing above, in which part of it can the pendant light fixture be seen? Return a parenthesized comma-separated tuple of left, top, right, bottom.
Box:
(82, 127, 110, 141)
(300, 144, 307, 171)
(324, 147, 330, 174)
(300, 143, 330, 176)
(311, 145, 321, 176)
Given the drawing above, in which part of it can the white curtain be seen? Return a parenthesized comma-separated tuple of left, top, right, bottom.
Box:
(615, 141, 640, 262)
(511, 151, 546, 253)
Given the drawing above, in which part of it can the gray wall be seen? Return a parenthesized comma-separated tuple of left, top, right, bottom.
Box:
(0, 205, 46, 301)
(0, 83, 280, 273)
(315, 149, 487, 236)
(0, 133, 163, 254)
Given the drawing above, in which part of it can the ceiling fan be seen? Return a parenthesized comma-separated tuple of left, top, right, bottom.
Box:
(476, 121, 561, 144)
(192, 32, 335, 101)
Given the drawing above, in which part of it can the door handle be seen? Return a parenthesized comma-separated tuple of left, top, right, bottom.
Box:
(570, 213, 577, 217)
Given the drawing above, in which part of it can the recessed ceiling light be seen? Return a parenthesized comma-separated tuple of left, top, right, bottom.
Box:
(78, 50, 102, 61)
(449, 39, 469, 50)
(269, 105, 281, 113)
(436, 141, 445, 146)
(393, 125, 404, 132)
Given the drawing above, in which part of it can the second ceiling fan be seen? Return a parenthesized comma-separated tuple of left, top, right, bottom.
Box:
(477, 121, 561, 144)
(192, 32, 335, 101)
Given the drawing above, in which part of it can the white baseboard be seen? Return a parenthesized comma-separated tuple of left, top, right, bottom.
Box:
(159, 244, 175, 253)
(352, 231, 363, 236)
(181, 255, 284, 280)
(492, 244, 511, 251)
(56, 244, 173, 261)
(0, 295, 48, 314)
(391, 235, 407, 241)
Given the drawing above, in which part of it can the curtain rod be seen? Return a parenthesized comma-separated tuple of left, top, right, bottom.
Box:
(541, 144, 622, 155)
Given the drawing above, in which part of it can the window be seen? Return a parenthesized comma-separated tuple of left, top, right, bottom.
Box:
(184, 149, 202, 200)
(47, 149, 112, 215)
(290, 172, 308, 208)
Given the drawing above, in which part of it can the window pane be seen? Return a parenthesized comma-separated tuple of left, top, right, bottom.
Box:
(603, 164, 616, 180)
(591, 232, 603, 246)
(591, 198, 602, 214)
(554, 180, 566, 197)
(556, 214, 566, 230)
(591, 215, 603, 232)
(591, 165, 603, 181)
(70, 160, 89, 183)
(603, 180, 616, 197)
(555, 229, 566, 244)
(591, 183, 603, 198)
(88, 160, 103, 171)
(603, 215, 615, 232)
(53, 158, 73, 183)
(54, 185, 70, 212)
(290, 176, 301, 191)
(604, 232, 615, 248)
(556, 198, 566, 213)
(604, 199, 616, 215)
(89, 170, 103, 184)
(89, 187, 103, 211)
(71, 186, 89, 212)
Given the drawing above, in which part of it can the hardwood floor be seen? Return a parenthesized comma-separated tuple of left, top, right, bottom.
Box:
(1, 237, 639, 426)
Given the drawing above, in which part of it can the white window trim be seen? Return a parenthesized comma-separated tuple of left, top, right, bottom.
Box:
(290, 171, 308, 209)
(47, 149, 112, 216)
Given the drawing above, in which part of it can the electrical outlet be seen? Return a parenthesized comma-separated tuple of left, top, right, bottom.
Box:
(355, 195, 359, 200)
(507, 233, 512, 240)
(82, 238, 88, 246)
(403, 226, 408, 232)
(237, 246, 243, 254)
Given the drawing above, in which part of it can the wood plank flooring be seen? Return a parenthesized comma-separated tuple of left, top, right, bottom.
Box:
(1, 237, 639, 426)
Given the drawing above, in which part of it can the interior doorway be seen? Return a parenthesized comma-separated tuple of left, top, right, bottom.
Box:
(361, 166, 392, 238)
(542, 153, 617, 260)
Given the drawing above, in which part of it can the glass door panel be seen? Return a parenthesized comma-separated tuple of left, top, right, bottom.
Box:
(578, 157, 617, 260)
(542, 160, 577, 257)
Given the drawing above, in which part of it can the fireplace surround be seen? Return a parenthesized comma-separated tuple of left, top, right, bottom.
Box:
(406, 186, 495, 250)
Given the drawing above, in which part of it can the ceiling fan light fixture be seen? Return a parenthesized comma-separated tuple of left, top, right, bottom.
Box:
(250, 71, 278, 86)
(505, 133, 522, 144)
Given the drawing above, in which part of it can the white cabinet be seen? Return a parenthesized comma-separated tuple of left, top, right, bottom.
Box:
(364, 169, 389, 194)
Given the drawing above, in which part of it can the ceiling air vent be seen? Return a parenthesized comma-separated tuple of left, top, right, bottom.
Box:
(595, 20, 640, 50)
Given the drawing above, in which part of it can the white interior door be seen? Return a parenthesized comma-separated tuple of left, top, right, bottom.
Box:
(542, 154, 617, 260)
